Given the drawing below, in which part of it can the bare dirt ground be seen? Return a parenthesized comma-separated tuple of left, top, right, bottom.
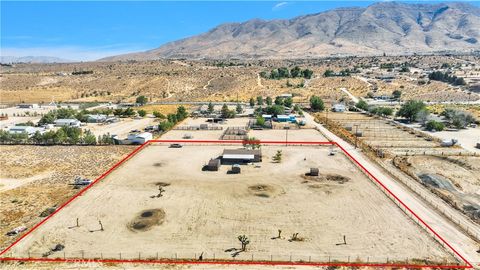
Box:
(4, 143, 453, 264)
(394, 155, 480, 223)
(0, 145, 137, 251)
(86, 117, 159, 138)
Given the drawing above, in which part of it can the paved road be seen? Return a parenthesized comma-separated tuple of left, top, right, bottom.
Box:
(303, 112, 480, 267)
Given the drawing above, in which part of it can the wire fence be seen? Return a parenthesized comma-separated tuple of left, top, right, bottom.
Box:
(3, 250, 459, 266)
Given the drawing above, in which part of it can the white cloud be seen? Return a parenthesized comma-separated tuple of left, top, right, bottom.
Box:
(272, 2, 288, 11)
(0, 44, 149, 61)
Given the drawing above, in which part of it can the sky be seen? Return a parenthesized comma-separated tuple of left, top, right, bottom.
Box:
(1, 1, 479, 61)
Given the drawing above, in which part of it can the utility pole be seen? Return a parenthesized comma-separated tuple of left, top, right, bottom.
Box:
(284, 126, 290, 146)
(354, 124, 359, 148)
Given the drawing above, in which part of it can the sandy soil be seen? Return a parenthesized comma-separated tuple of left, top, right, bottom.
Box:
(0, 145, 137, 250)
(5, 144, 452, 264)
(396, 155, 480, 221)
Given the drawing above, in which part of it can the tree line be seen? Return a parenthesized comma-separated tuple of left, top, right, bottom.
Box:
(428, 71, 466, 86)
(0, 126, 111, 145)
(259, 66, 313, 80)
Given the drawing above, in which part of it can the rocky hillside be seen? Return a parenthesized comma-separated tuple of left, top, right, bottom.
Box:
(102, 2, 480, 60)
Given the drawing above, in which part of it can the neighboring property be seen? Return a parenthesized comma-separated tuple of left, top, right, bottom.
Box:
(280, 93, 293, 98)
(87, 114, 107, 123)
(54, 119, 81, 127)
(127, 132, 153, 144)
(221, 148, 262, 164)
(8, 126, 37, 136)
(332, 104, 346, 112)
(17, 103, 39, 109)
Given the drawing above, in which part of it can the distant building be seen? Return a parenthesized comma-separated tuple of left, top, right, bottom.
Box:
(87, 114, 107, 123)
(54, 119, 81, 127)
(221, 149, 262, 164)
(332, 104, 346, 112)
(127, 132, 152, 144)
(8, 126, 36, 135)
(17, 103, 39, 109)
(262, 114, 272, 121)
(276, 115, 296, 123)
(280, 94, 293, 98)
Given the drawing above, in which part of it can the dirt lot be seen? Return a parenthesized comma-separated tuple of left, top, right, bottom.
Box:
(0, 145, 136, 250)
(4, 143, 453, 264)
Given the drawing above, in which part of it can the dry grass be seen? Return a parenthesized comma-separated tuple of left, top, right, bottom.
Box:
(0, 145, 136, 250)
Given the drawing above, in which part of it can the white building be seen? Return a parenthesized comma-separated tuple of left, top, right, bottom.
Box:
(87, 114, 107, 123)
(54, 119, 81, 127)
(8, 126, 36, 135)
(17, 103, 39, 109)
(332, 104, 346, 112)
(127, 132, 152, 144)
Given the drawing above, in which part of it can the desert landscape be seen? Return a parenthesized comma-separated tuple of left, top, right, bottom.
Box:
(2, 1, 480, 269)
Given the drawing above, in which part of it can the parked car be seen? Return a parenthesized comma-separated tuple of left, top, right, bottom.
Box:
(169, 143, 183, 148)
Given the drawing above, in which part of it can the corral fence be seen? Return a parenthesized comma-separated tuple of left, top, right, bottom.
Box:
(3, 250, 460, 267)
(173, 125, 223, 131)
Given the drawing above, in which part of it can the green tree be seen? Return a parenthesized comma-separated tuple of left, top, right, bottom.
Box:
(256, 116, 266, 127)
(290, 66, 301, 78)
(256, 96, 264, 106)
(392, 90, 402, 100)
(266, 105, 284, 117)
(221, 104, 230, 118)
(152, 111, 165, 119)
(136, 95, 148, 105)
(82, 130, 97, 145)
(249, 98, 255, 107)
(324, 69, 335, 77)
(54, 129, 67, 144)
(425, 120, 445, 131)
(236, 103, 243, 114)
(272, 150, 282, 163)
(137, 110, 147, 117)
(396, 100, 427, 122)
(309, 96, 324, 111)
(265, 96, 272, 106)
(284, 97, 293, 108)
(356, 100, 369, 111)
(208, 102, 215, 113)
(274, 96, 284, 106)
(176, 106, 188, 121)
(302, 69, 313, 79)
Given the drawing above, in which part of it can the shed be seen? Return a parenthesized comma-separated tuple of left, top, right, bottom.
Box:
(222, 149, 262, 164)
(127, 132, 153, 144)
(309, 168, 319, 176)
(207, 159, 221, 171)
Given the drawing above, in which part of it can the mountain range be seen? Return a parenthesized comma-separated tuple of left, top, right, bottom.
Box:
(102, 1, 480, 61)
(0, 56, 72, 64)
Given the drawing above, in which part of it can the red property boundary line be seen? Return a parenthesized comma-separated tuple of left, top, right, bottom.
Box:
(0, 139, 472, 269)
